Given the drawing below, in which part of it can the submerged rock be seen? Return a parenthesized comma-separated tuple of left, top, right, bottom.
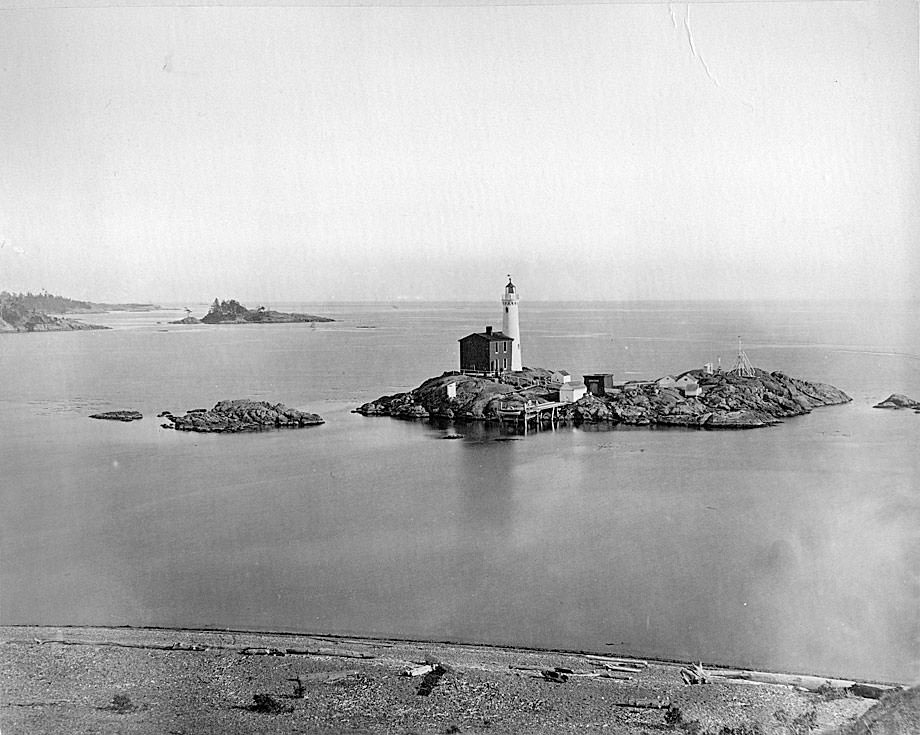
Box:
(164, 399, 324, 433)
(89, 410, 143, 422)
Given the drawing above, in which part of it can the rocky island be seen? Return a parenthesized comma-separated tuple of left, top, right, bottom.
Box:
(89, 410, 143, 422)
(0, 290, 163, 332)
(356, 367, 851, 430)
(873, 393, 920, 411)
(171, 299, 334, 325)
(162, 399, 324, 432)
(1, 290, 159, 314)
(1, 291, 114, 332)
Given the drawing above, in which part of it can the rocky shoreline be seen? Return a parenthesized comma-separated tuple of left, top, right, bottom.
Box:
(0, 313, 110, 333)
(0, 291, 121, 332)
(356, 368, 851, 430)
(873, 393, 920, 412)
(1, 625, 909, 735)
(161, 399, 324, 432)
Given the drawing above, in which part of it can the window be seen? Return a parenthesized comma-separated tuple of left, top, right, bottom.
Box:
(505, 307, 508, 313)
(503, 343, 507, 352)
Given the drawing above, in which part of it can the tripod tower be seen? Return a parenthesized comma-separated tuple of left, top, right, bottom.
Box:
(730, 336, 755, 378)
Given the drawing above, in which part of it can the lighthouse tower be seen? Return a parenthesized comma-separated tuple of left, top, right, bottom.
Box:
(502, 276, 522, 371)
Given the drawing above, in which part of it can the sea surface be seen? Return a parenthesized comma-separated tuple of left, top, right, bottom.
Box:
(1, 300, 917, 683)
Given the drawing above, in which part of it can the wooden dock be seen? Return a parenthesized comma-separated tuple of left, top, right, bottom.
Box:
(496, 401, 568, 433)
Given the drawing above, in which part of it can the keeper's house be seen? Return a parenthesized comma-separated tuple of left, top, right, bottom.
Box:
(459, 326, 514, 373)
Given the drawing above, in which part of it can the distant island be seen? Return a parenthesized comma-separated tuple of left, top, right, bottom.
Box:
(1, 290, 159, 314)
(356, 367, 851, 430)
(171, 299, 334, 325)
(0, 292, 110, 332)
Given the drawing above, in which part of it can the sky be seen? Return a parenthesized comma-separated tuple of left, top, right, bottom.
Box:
(0, 0, 917, 303)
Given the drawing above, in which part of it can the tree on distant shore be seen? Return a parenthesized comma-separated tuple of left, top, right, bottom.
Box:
(0, 290, 94, 316)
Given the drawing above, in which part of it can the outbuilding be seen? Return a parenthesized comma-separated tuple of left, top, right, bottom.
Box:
(674, 372, 702, 397)
(559, 381, 587, 403)
(551, 370, 571, 385)
(681, 381, 701, 397)
(584, 373, 616, 396)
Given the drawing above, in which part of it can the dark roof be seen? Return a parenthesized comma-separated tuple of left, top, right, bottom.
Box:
(459, 331, 514, 342)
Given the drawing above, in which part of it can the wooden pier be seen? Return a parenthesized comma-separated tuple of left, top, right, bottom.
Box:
(496, 401, 567, 434)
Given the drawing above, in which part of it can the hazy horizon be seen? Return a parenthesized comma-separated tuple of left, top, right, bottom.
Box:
(5, 290, 920, 308)
(1, 1, 917, 304)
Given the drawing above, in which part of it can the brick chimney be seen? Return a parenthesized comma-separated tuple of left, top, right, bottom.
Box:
(485, 326, 492, 335)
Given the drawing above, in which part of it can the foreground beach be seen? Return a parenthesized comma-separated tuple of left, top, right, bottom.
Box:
(2, 626, 912, 734)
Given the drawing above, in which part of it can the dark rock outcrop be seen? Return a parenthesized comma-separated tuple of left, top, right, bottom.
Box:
(579, 369, 849, 429)
(873, 394, 920, 410)
(0, 312, 109, 332)
(355, 367, 851, 430)
(356, 371, 548, 421)
(163, 399, 324, 433)
(0, 291, 152, 331)
(169, 315, 201, 325)
(89, 410, 143, 422)
(198, 299, 333, 325)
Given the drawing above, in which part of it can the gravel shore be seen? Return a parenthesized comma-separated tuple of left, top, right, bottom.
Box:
(0, 626, 906, 734)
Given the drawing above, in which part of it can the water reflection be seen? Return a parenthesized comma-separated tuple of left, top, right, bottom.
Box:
(2, 302, 917, 682)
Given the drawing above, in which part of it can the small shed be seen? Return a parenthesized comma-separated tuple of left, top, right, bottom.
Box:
(445, 382, 458, 399)
(674, 374, 698, 390)
(559, 381, 587, 403)
(584, 373, 616, 396)
(681, 381, 701, 397)
(551, 370, 571, 385)
(656, 375, 677, 389)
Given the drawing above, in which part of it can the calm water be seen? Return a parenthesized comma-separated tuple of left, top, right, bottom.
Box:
(1, 300, 917, 683)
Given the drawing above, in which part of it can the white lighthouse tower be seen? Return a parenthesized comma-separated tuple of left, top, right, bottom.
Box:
(502, 275, 522, 371)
